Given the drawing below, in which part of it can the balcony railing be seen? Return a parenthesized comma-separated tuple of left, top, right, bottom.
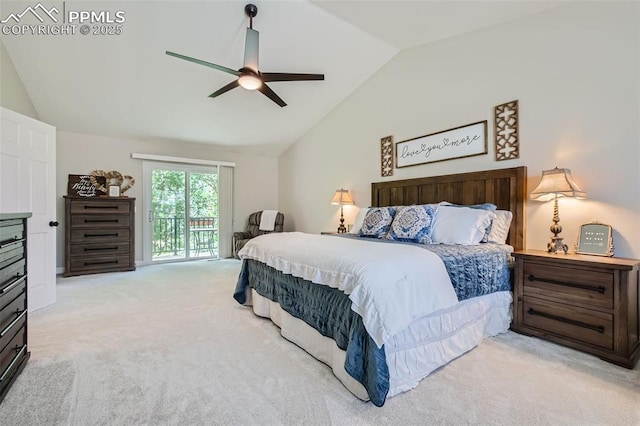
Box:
(153, 216, 218, 258)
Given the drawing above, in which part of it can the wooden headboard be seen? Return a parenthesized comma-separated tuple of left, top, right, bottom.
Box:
(371, 166, 527, 251)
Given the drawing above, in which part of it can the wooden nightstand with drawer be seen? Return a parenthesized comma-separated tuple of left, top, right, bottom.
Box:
(511, 250, 640, 368)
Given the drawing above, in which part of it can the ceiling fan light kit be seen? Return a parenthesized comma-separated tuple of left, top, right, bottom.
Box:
(166, 3, 324, 107)
(238, 72, 262, 91)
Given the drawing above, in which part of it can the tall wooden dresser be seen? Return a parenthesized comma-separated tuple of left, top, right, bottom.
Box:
(64, 197, 135, 277)
(0, 212, 31, 403)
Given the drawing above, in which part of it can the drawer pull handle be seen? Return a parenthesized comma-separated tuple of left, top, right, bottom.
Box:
(84, 205, 119, 210)
(84, 233, 119, 238)
(84, 219, 119, 223)
(0, 238, 25, 249)
(0, 275, 26, 294)
(84, 260, 119, 266)
(527, 275, 606, 294)
(527, 308, 605, 334)
(0, 310, 27, 338)
(0, 345, 27, 383)
(84, 247, 118, 252)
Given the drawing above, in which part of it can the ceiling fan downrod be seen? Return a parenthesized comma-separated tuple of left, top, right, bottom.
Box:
(245, 4, 258, 29)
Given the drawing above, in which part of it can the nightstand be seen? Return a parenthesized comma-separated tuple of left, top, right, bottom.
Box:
(511, 250, 639, 368)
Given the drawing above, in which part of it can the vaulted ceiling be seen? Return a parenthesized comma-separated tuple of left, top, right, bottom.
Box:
(1, 1, 562, 155)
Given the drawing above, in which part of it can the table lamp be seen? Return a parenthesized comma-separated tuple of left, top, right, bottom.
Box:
(530, 167, 586, 254)
(330, 189, 354, 233)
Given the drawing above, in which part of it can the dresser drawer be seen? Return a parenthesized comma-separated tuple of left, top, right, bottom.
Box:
(523, 262, 613, 309)
(523, 298, 613, 350)
(0, 326, 27, 384)
(70, 242, 130, 257)
(0, 222, 24, 245)
(0, 275, 26, 311)
(71, 214, 131, 228)
(0, 293, 26, 353)
(0, 259, 25, 288)
(70, 228, 130, 243)
(69, 199, 131, 214)
(69, 255, 132, 273)
(0, 241, 24, 270)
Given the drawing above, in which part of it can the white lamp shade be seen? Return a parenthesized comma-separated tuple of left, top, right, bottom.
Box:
(330, 189, 354, 205)
(530, 167, 586, 201)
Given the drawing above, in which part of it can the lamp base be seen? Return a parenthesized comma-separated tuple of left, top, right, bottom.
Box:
(337, 206, 347, 233)
(547, 236, 568, 254)
(337, 216, 347, 233)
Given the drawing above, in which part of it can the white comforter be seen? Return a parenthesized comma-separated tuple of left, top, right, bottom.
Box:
(238, 232, 458, 347)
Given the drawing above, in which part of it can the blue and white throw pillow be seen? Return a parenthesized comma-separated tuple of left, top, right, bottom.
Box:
(359, 207, 396, 238)
(385, 205, 435, 244)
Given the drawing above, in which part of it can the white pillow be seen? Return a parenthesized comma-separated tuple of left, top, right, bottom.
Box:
(487, 210, 513, 244)
(348, 207, 370, 234)
(431, 205, 496, 245)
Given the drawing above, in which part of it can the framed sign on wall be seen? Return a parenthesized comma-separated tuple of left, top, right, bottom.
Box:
(395, 121, 488, 168)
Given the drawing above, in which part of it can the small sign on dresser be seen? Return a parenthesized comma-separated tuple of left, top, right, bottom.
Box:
(67, 174, 107, 197)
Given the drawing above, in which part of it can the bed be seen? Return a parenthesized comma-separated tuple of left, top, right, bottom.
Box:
(233, 166, 527, 406)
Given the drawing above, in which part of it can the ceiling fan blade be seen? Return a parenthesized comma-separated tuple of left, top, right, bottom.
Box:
(262, 73, 324, 82)
(166, 51, 240, 77)
(243, 28, 259, 73)
(209, 80, 240, 98)
(258, 83, 287, 107)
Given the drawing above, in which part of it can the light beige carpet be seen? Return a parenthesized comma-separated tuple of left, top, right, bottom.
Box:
(0, 259, 638, 425)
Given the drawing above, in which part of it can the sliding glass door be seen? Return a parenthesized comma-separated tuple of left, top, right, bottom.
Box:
(143, 162, 218, 263)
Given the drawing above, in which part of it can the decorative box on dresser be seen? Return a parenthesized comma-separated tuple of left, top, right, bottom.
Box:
(511, 249, 640, 368)
(0, 212, 31, 403)
(64, 197, 135, 277)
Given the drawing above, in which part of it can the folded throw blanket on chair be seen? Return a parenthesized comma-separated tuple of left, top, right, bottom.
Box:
(259, 210, 278, 231)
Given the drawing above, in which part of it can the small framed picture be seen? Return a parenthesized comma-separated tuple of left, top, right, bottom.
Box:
(108, 185, 121, 197)
(575, 221, 614, 257)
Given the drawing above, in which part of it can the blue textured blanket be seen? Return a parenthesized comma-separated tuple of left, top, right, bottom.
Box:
(233, 237, 513, 406)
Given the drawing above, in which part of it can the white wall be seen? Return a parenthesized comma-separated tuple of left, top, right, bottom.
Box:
(56, 131, 278, 267)
(0, 40, 39, 119)
(279, 2, 640, 259)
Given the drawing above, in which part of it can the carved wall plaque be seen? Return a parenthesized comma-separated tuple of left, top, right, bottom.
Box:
(381, 135, 393, 177)
(494, 100, 520, 161)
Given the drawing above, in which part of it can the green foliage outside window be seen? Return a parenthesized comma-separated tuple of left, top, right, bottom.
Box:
(152, 169, 218, 257)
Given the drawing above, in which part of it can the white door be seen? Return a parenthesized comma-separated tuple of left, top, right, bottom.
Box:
(0, 107, 56, 312)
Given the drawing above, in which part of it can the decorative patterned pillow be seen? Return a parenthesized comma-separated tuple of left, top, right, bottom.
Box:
(358, 207, 396, 238)
(385, 205, 435, 244)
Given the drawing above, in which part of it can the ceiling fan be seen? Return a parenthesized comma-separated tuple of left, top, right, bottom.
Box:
(166, 3, 324, 108)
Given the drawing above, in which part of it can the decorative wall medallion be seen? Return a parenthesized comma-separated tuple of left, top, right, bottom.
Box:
(381, 135, 393, 177)
(494, 100, 520, 161)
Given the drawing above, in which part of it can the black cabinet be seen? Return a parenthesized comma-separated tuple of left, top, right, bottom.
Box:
(0, 212, 31, 403)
